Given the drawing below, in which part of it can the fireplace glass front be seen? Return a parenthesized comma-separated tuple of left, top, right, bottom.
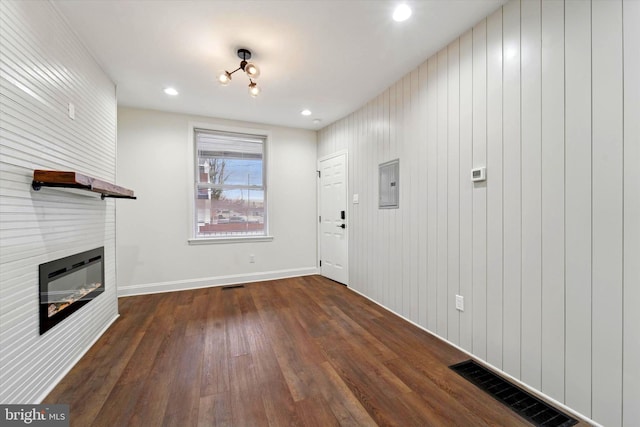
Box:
(39, 247, 104, 334)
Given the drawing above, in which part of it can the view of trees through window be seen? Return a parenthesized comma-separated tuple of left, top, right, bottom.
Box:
(195, 129, 266, 238)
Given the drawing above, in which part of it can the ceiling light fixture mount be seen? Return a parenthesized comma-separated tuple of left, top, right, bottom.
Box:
(218, 48, 261, 97)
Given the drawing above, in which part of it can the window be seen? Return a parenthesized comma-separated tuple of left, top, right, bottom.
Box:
(193, 128, 267, 239)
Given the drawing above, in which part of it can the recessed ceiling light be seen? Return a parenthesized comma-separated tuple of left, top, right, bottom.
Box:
(313, 119, 322, 124)
(393, 4, 412, 22)
(301, 109, 312, 116)
(163, 87, 179, 96)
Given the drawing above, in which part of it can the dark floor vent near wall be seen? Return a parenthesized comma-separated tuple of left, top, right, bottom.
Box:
(450, 360, 578, 427)
(221, 284, 245, 290)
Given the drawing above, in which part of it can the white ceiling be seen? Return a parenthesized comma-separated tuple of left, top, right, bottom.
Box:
(53, 0, 505, 130)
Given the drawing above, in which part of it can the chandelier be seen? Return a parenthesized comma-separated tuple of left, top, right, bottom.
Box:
(217, 48, 261, 97)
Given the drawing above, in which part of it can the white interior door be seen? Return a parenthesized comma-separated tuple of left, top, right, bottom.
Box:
(319, 152, 348, 285)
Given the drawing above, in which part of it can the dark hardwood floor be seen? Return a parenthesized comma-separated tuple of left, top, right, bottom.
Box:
(44, 275, 580, 426)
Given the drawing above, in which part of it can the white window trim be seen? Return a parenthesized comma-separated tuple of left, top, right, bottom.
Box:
(187, 121, 273, 244)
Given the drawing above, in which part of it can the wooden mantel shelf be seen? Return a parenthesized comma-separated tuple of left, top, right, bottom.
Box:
(32, 170, 136, 200)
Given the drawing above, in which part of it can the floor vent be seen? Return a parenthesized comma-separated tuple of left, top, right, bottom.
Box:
(450, 360, 577, 427)
(221, 284, 245, 290)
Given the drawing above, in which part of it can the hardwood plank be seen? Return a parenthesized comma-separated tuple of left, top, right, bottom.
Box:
(229, 354, 269, 427)
(44, 276, 585, 426)
(314, 361, 377, 426)
(295, 396, 340, 427)
(200, 288, 230, 396)
(162, 331, 204, 427)
(125, 300, 187, 426)
(197, 393, 232, 427)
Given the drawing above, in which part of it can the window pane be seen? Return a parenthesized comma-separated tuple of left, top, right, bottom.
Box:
(195, 189, 265, 237)
(198, 157, 263, 187)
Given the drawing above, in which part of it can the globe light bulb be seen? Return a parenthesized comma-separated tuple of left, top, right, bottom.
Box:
(245, 63, 260, 79)
(217, 71, 232, 86)
(248, 82, 260, 97)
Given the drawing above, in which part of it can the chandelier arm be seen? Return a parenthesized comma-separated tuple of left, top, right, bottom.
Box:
(228, 66, 242, 75)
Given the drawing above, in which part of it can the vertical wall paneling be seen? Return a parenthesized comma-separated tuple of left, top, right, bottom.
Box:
(360, 107, 367, 296)
(472, 19, 488, 360)
(410, 69, 420, 323)
(447, 40, 461, 345)
(382, 94, 389, 305)
(427, 56, 438, 331)
(360, 103, 370, 295)
(564, 0, 592, 416)
(486, 8, 504, 369)
(350, 115, 357, 292)
(458, 29, 474, 353)
(591, 0, 624, 425)
(540, 0, 565, 402)
(350, 113, 359, 283)
(376, 96, 383, 303)
(436, 49, 449, 336)
(519, 0, 543, 390)
(393, 81, 403, 314)
(382, 90, 391, 309)
(502, 0, 522, 379)
(402, 77, 412, 315)
(371, 99, 377, 299)
(623, 1, 640, 425)
(395, 80, 405, 312)
(368, 100, 375, 299)
(623, 0, 640, 425)
(357, 104, 364, 293)
(376, 99, 382, 303)
(418, 62, 429, 328)
(316, 1, 635, 424)
(0, 1, 118, 403)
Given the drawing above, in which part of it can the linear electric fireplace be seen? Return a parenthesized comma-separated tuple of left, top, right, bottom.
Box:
(39, 247, 105, 335)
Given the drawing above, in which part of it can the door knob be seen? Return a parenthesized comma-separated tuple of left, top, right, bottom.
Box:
(336, 224, 346, 229)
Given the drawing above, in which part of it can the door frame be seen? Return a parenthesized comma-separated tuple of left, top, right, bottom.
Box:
(317, 150, 349, 285)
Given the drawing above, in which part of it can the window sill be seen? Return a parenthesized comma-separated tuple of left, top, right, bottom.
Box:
(188, 236, 274, 245)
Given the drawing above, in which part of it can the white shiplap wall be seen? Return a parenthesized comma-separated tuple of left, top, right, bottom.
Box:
(0, 1, 118, 403)
(318, 1, 639, 425)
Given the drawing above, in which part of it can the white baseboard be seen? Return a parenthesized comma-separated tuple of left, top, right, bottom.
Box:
(36, 313, 119, 404)
(117, 267, 320, 297)
(345, 286, 599, 427)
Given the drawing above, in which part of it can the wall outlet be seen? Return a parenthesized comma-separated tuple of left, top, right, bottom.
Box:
(249, 254, 255, 263)
(455, 294, 464, 311)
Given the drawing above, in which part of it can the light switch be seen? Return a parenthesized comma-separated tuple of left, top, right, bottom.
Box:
(353, 194, 359, 204)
